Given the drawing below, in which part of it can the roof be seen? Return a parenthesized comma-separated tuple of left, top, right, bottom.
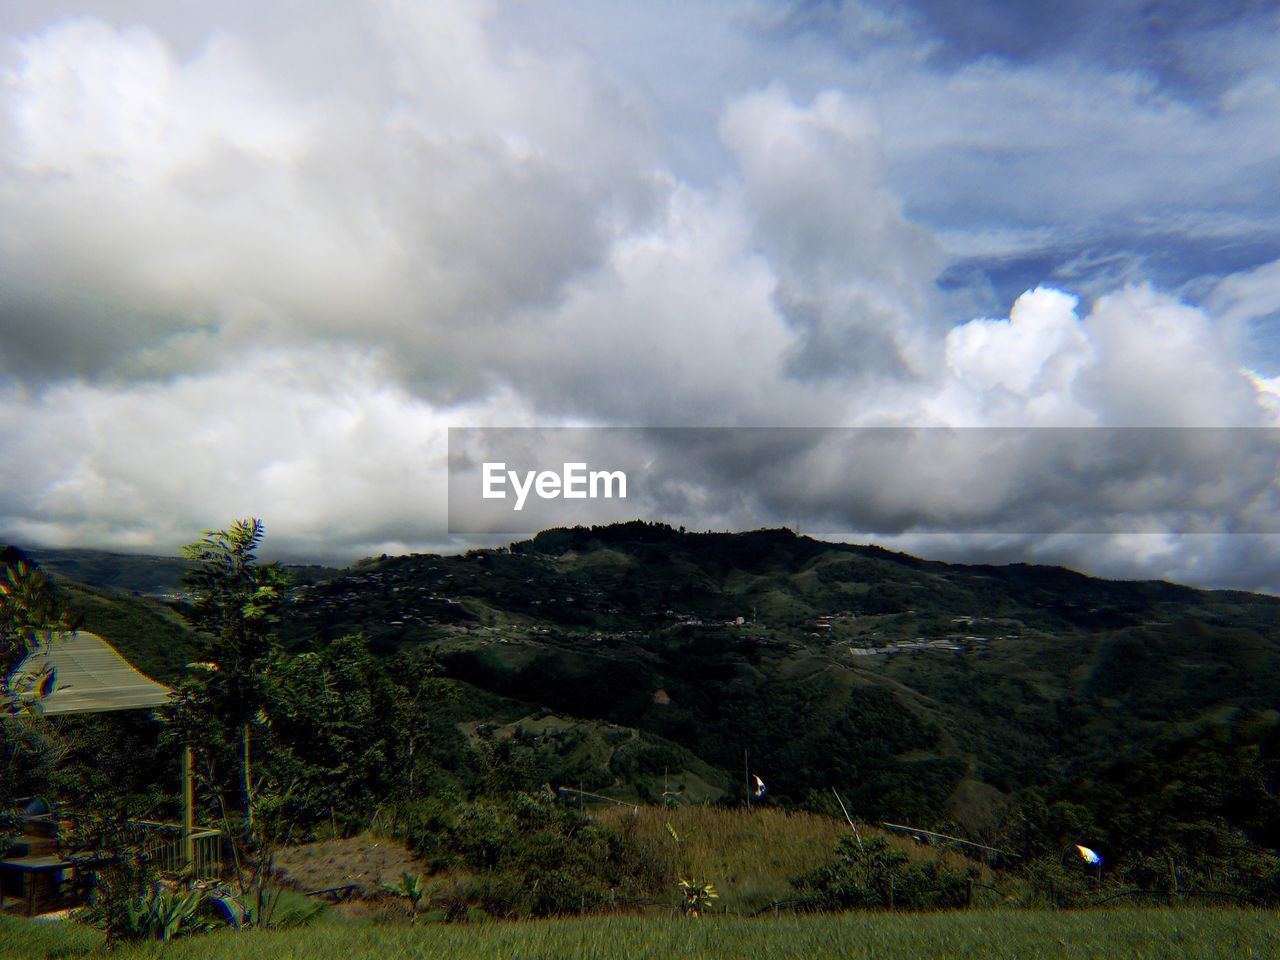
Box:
(10, 631, 172, 715)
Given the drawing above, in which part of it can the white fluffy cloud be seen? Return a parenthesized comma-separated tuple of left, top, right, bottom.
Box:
(0, 8, 661, 388)
(941, 287, 1094, 425)
(936, 284, 1273, 428)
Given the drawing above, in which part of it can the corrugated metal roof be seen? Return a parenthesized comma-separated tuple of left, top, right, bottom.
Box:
(10, 631, 172, 715)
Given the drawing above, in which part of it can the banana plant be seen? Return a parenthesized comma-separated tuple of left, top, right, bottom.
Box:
(385, 871, 433, 923)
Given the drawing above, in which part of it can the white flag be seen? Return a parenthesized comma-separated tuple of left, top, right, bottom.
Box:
(1075, 844, 1102, 866)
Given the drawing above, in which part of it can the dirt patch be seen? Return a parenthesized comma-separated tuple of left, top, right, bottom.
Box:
(272, 832, 425, 899)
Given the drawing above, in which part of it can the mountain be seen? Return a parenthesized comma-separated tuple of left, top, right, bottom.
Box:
(12, 524, 1280, 871)
(277, 522, 1280, 848)
(22, 545, 340, 600)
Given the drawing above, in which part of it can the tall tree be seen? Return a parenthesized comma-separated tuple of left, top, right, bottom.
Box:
(176, 519, 289, 836)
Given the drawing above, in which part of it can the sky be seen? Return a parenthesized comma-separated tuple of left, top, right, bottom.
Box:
(1, 0, 1279, 592)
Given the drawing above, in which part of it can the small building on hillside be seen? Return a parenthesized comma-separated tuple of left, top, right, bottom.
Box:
(2, 632, 221, 916)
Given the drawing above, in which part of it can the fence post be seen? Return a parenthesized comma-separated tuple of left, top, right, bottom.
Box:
(181, 746, 194, 872)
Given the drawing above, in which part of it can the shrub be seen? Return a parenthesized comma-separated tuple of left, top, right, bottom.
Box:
(87, 879, 218, 944)
(791, 836, 973, 912)
(405, 792, 667, 917)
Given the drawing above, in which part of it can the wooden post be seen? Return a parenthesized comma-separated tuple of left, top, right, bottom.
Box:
(744, 750, 751, 811)
(181, 745, 194, 872)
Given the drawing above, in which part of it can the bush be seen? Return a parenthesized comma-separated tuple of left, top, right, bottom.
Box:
(86, 876, 218, 945)
(791, 836, 973, 912)
(404, 792, 668, 917)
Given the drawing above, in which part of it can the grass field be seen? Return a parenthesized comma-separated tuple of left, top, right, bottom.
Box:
(594, 804, 993, 913)
(597, 804, 856, 911)
(3, 909, 1277, 960)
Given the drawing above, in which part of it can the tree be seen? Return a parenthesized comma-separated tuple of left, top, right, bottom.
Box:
(386, 648, 455, 798)
(1, 552, 78, 812)
(2, 551, 76, 709)
(265, 634, 387, 833)
(175, 519, 289, 837)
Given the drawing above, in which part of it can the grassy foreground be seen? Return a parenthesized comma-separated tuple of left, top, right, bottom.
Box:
(3, 909, 1278, 960)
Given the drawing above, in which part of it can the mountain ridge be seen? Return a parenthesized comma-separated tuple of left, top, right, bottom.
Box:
(8, 524, 1279, 862)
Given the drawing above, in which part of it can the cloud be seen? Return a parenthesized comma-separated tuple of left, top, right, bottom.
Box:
(0, 9, 662, 391)
(942, 286, 1093, 423)
(0, 344, 534, 560)
(0, 3, 1278, 593)
(481, 85, 944, 426)
(934, 284, 1271, 428)
(1205, 258, 1280, 373)
(719, 86, 944, 382)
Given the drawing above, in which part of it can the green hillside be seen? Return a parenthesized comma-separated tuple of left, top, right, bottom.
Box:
(23, 545, 340, 600)
(7, 524, 1280, 905)
(278, 522, 1280, 874)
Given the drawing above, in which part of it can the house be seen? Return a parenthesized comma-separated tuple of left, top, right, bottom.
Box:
(2, 632, 222, 916)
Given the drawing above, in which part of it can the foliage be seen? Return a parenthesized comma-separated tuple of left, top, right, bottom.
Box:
(98, 884, 218, 943)
(169, 520, 290, 847)
(70, 811, 210, 944)
(0, 552, 77, 816)
(263, 636, 388, 832)
(792, 836, 974, 912)
(1, 556, 78, 714)
(676, 878, 718, 916)
(403, 792, 668, 917)
(163, 519, 307, 931)
(1, 554, 78, 672)
(384, 648, 459, 799)
(384, 871, 434, 923)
